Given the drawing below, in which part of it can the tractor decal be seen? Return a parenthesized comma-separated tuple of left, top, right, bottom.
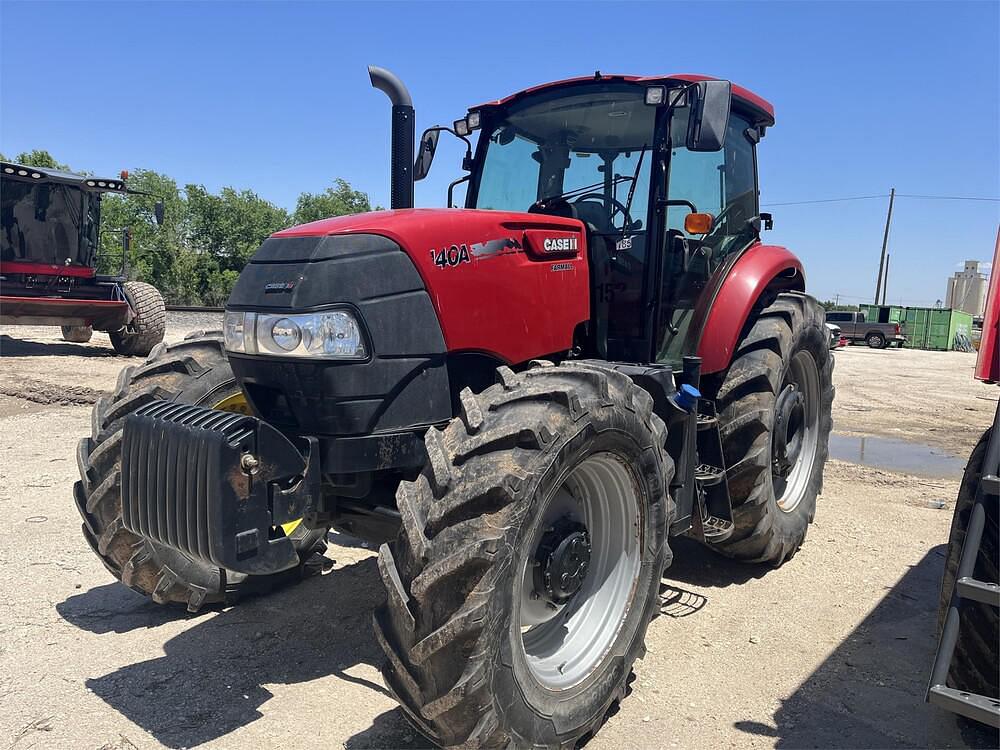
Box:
(430, 244, 472, 268)
(469, 236, 523, 259)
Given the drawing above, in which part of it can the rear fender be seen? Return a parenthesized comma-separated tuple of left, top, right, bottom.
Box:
(697, 244, 805, 374)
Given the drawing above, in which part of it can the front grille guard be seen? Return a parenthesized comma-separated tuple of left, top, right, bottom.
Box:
(121, 400, 320, 575)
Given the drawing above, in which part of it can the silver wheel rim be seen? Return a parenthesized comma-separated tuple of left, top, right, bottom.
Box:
(517, 453, 642, 690)
(772, 350, 821, 512)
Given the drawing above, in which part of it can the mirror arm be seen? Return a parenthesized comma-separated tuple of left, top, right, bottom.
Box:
(447, 175, 470, 209)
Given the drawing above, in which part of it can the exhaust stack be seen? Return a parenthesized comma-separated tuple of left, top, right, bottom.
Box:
(369, 65, 415, 210)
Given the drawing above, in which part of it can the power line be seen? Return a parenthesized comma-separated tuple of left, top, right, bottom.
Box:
(762, 194, 886, 206)
(762, 193, 1000, 207)
(894, 193, 1000, 202)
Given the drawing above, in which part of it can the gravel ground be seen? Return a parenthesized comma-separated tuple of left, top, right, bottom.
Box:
(1, 316, 997, 750)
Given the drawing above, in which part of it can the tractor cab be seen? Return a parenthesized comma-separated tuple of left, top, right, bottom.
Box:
(425, 74, 775, 364)
(0, 162, 168, 354)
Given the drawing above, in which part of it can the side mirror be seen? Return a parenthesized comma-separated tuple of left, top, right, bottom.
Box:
(686, 80, 732, 152)
(154, 200, 165, 226)
(414, 128, 441, 182)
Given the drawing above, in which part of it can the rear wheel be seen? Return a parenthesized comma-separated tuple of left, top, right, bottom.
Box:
(74, 332, 327, 612)
(375, 363, 673, 748)
(711, 293, 834, 565)
(61, 325, 93, 343)
(937, 426, 999, 701)
(865, 331, 886, 349)
(110, 281, 166, 356)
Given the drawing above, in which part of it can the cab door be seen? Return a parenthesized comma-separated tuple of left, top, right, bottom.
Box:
(653, 110, 760, 366)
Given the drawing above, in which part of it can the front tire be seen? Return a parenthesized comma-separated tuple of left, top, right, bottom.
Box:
(711, 293, 834, 565)
(61, 325, 93, 343)
(74, 332, 327, 612)
(110, 281, 166, 356)
(375, 363, 674, 748)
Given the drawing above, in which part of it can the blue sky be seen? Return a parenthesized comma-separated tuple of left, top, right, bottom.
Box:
(2, 1, 997, 306)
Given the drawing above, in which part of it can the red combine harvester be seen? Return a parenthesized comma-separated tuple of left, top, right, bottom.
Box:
(1, 162, 166, 355)
(927, 230, 999, 729)
(74, 67, 835, 747)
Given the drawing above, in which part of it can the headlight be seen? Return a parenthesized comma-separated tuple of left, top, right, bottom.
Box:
(223, 310, 368, 359)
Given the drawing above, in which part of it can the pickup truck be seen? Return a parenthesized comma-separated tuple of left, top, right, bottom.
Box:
(824, 311, 906, 348)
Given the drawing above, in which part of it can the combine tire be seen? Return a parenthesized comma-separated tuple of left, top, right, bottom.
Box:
(937, 427, 999, 702)
(374, 363, 674, 748)
(61, 325, 93, 343)
(711, 292, 834, 565)
(74, 332, 327, 612)
(865, 331, 886, 349)
(109, 281, 166, 356)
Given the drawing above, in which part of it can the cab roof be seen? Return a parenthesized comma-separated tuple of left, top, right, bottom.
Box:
(0, 162, 127, 192)
(471, 73, 775, 126)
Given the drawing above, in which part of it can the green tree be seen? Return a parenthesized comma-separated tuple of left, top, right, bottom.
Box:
(292, 179, 377, 225)
(187, 185, 291, 271)
(12, 149, 71, 170)
(98, 170, 188, 294)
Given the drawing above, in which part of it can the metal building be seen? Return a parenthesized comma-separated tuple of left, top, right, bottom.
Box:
(946, 260, 988, 317)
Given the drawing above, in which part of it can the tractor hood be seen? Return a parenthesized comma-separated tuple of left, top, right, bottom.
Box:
(230, 208, 590, 366)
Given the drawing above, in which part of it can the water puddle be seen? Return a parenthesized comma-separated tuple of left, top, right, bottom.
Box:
(828, 433, 965, 479)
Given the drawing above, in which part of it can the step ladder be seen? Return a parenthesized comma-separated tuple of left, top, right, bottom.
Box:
(926, 415, 1000, 729)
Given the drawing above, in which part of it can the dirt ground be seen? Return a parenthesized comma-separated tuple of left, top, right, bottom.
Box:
(1, 318, 997, 750)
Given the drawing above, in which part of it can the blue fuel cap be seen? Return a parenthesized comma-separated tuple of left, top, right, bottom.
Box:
(673, 384, 701, 413)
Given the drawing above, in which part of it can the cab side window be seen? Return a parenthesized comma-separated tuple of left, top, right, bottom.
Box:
(665, 111, 758, 268)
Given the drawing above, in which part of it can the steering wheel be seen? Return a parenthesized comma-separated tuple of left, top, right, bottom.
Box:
(702, 201, 749, 248)
(571, 193, 636, 234)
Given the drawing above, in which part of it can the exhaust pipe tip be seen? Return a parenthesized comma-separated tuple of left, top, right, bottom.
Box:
(368, 65, 415, 210)
(368, 65, 412, 108)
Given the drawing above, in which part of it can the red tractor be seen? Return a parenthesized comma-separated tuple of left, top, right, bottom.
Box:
(74, 67, 834, 747)
(928, 230, 999, 728)
(1, 162, 166, 355)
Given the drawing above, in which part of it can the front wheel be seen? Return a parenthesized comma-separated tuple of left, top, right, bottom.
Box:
(711, 293, 834, 565)
(110, 281, 166, 356)
(61, 325, 93, 343)
(74, 333, 327, 611)
(374, 363, 674, 748)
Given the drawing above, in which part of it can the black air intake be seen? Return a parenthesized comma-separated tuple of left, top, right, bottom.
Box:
(369, 65, 415, 210)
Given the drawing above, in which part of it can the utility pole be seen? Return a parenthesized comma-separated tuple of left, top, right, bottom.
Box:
(874, 187, 895, 304)
(881, 254, 890, 305)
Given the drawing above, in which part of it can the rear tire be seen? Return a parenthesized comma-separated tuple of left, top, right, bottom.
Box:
(710, 293, 834, 565)
(110, 281, 166, 356)
(866, 332, 886, 349)
(61, 325, 93, 343)
(937, 426, 999, 701)
(74, 332, 327, 612)
(374, 363, 674, 748)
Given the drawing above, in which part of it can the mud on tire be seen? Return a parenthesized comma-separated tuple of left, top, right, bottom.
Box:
(709, 292, 834, 565)
(109, 281, 166, 357)
(74, 332, 327, 612)
(374, 362, 674, 748)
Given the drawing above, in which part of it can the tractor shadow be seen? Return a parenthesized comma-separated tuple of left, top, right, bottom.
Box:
(733, 544, 998, 749)
(57, 544, 426, 749)
(664, 536, 773, 588)
(0, 333, 118, 358)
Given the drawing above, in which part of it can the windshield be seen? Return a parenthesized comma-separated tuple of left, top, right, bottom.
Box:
(1, 180, 100, 267)
(472, 83, 656, 231)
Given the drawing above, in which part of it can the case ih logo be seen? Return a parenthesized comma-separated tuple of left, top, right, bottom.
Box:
(264, 282, 295, 294)
(542, 237, 578, 253)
